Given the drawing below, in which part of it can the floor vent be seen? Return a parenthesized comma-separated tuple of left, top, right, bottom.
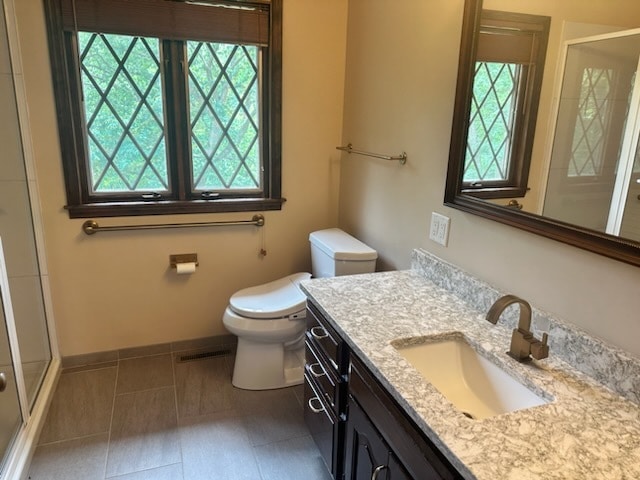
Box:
(177, 349, 231, 363)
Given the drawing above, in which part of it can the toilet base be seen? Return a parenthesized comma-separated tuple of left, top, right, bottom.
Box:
(231, 337, 304, 390)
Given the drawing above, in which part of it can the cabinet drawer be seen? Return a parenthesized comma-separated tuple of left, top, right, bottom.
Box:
(306, 303, 348, 376)
(304, 373, 337, 476)
(305, 341, 339, 412)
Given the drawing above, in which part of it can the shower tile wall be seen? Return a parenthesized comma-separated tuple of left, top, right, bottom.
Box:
(28, 351, 331, 480)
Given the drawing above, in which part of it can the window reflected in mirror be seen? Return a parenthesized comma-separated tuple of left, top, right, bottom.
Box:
(463, 10, 550, 199)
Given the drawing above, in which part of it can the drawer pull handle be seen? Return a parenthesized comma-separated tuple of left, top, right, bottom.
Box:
(310, 326, 329, 340)
(309, 363, 326, 378)
(308, 396, 325, 414)
(371, 465, 388, 480)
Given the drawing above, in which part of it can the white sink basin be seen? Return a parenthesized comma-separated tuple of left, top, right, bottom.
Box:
(393, 335, 549, 420)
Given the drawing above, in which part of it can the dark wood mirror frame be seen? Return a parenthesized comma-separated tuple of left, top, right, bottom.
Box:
(445, 0, 640, 268)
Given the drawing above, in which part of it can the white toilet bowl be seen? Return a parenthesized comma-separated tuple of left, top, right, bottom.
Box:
(223, 228, 377, 390)
(223, 272, 311, 390)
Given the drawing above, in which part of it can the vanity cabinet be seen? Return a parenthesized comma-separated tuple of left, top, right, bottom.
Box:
(304, 301, 464, 480)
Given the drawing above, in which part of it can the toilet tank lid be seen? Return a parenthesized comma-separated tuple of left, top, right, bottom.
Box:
(229, 272, 311, 319)
(309, 228, 378, 261)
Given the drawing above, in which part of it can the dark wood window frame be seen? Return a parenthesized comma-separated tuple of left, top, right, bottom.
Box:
(43, 0, 283, 218)
(462, 10, 550, 200)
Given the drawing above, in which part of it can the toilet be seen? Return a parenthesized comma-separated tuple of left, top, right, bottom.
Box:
(223, 228, 377, 390)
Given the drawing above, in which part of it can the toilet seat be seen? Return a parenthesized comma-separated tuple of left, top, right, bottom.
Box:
(223, 306, 306, 344)
(229, 272, 311, 319)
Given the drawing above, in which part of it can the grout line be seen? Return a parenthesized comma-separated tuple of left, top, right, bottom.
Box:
(61, 362, 119, 375)
(104, 462, 183, 479)
(170, 351, 185, 470)
(36, 431, 110, 448)
(113, 384, 176, 398)
(102, 357, 120, 480)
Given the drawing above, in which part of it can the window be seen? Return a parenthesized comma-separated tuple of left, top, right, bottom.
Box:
(44, 0, 283, 217)
(463, 10, 550, 199)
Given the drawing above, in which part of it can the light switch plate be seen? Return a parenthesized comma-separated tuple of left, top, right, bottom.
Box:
(429, 212, 450, 246)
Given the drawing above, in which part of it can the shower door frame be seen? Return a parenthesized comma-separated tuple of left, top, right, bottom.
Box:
(0, 238, 24, 475)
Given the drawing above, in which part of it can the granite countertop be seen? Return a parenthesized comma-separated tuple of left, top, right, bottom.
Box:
(301, 266, 640, 480)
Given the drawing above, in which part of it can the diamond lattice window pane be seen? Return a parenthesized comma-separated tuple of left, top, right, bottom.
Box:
(188, 41, 261, 191)
(568, 68, 613, 177)
(79, 32, 169, 193)
(464, 62, 519, 184)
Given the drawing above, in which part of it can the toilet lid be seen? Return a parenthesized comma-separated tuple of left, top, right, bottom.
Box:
(229, 272, 311, 319)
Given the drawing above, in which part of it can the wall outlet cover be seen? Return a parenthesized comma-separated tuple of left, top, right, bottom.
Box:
(429, 212, 450, 246)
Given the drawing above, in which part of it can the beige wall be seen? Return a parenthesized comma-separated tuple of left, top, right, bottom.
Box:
(13, 0, 640, 359)
(339, 0, 640, 357)
(14, 0, 348, 356)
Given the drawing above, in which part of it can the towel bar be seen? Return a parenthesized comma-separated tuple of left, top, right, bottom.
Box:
(336, 143, 407, 165)
(82, 214, 265, 235)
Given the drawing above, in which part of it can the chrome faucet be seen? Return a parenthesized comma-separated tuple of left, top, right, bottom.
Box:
(486, 295, 549, 362)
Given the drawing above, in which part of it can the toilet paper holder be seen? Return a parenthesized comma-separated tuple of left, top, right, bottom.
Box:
(170, 253, 199, 268)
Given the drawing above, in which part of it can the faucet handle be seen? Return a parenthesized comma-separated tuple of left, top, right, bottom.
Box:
(530, 333, 549, 360)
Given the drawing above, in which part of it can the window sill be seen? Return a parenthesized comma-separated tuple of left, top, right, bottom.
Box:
(461, 186, 527, 199)
(65, 198, 285, 219)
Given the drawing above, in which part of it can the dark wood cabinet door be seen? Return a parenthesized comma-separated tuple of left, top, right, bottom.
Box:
(345, 396, 390, 480)
(388, 452, 412, 480)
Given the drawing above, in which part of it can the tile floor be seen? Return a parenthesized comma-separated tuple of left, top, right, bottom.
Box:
(28, 351, 331, 480)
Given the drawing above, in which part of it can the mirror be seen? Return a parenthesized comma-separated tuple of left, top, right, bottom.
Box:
(446, 0, 640, 267)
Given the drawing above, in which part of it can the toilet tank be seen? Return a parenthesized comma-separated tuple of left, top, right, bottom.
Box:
(309, 228, 378, 278)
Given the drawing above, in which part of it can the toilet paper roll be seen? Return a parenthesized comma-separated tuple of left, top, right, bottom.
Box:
(176, 262, 197, 275)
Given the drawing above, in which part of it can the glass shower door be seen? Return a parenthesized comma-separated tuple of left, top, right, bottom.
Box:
(0, 0, 51, 411)
(0, 256, 23, 473)
(0, 0, 57, 475)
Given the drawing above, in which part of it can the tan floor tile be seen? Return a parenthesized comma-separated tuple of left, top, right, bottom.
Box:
(116, 354, 174, 394)
(106, 387, 180, 477)
(38, 367, 116, 444)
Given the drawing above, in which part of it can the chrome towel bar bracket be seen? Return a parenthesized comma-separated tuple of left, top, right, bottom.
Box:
(82, 214, 265, 235)
(336, 143, 407, 165)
